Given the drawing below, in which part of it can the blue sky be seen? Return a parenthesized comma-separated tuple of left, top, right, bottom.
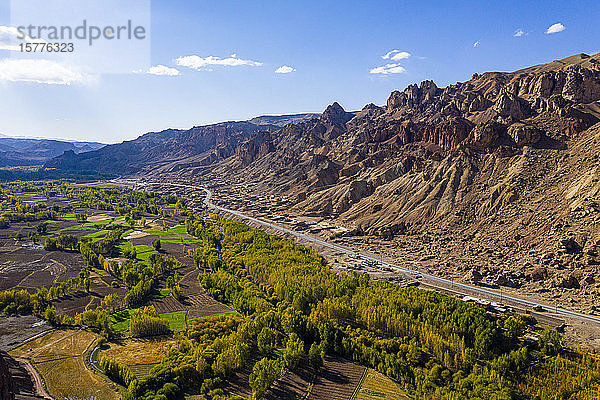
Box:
(0, 0, 598, 143)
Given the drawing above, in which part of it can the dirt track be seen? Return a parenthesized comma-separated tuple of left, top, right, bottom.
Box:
(15, 357, 54, 400)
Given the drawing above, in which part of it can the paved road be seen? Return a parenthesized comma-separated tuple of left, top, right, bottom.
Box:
(134, 180, 600, 326)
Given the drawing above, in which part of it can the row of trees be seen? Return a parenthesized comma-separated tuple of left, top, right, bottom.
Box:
(44, 234, 79, 251)
(129, 306, 171, 337)
(0, 274, 89, 316)
(100, 355, 136, 386)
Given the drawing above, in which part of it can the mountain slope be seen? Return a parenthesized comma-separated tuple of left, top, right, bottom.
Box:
(44, 114, 321, 175)
(210, 53, 600, 228)
(0, 137, 104, 167)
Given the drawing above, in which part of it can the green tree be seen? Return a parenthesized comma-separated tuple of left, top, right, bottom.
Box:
(308, 342, 324, 371)
(36, 222, 48, 235)
(43, 305, 58, 325)
(257, 327, 277, 355)
(540, 329, 563, 356)
(283, 333, 304, 370)
(152, 238, 161, 251)
(504, 316, 526, 339)
(249, 358, 282, 399)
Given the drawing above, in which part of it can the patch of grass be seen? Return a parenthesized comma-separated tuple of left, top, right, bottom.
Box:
(167, 224, 187, 235)
(148, 288, 171, 299)
(110, 308, 186, 332)
(161, 236, 201, 244)
(117, 241, 157, 264)
(55, 223, 99, 232)
(135, 244, 158, 264)
(117, 241, 133, 252)
(83, 220, 112, 227)
(85, 229, 109, 238)
(188, 311, 240, 323)
(160, 310, 187, 331)
(144, 229, 169, 235)
(110, 309, 132, 332)
(145, 224, 187, 236)
(61, 213, 77, 220)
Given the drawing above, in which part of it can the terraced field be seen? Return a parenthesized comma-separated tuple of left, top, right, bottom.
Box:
(186, 293, 233, 319)
(101, 337, 175, 366)
(9, 329, 120, 400)
(308, 357, 366, 400)
(354, 369, 411, 400)
(129, 363, 158, 379)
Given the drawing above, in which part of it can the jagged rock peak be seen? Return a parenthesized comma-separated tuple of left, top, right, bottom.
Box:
(320, 102, 354, 125)
(386, 80, 440, 109)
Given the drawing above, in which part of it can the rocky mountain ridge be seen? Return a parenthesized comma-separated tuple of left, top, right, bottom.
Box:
(44, 115, 320, 174)
(210, 53, 600, 228)
(0, 137, 103, 167)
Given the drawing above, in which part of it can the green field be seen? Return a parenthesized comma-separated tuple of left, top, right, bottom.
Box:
(144, 224, 187, 235)
(160, 311, 187, 331)
(110, 308, 187, 332)
(134, 244, 157, 264)
(83, 219, 114, 227)
(84, 229, 110, 238)
(117, 241, 158, 265)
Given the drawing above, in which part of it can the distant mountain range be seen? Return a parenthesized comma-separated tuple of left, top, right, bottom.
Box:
(0, 137, 104, 167)
(44, 114, 321, 175)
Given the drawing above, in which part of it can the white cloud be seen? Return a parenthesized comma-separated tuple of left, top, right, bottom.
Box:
(175, 54, 263, 70)
(146, 65, 180, 76)
(473, 41, 480, 48)
(546, 22, 565, 34)
(382, 50, 411, 60)
(514, 29, 527, 37)
(0, 26, 45, 51)
(0, 59, 88, 85)
(275, 65, 295, 74)
(369, 63, 407, 75)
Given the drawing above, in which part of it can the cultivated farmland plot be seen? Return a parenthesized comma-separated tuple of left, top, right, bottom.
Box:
(101, 337, 175, 367)
(185, 293, 233, 319)
(264, 356, 373, 400)
(148, 295, 187, 314)
(177, 265, 203, 296)
(129, 363, 158, 379)
(308, 356, 366, 400)
(9, 329, 120, 400)
(354, 369, 411, 400)
(264, 363, 313, 400)
(0, 314, 48, 350)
